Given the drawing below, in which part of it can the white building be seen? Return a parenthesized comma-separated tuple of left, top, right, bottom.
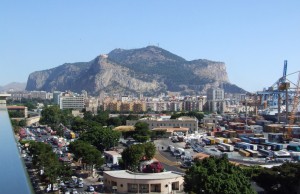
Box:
(207, 88, 225, 113)
(104, 151, 122, 165)
(103, 170, 184, 194)
(59, 93, 85, 110)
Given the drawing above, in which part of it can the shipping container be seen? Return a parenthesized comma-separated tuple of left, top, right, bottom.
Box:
(245, 149, 259, 157)
(287, 144, 300, 152)
(202, 138, 211, 145)
(240, 137, 251, 143)
(248, 137, 260, 144)
(207, 137, 216, 145)
(258, 149, 273, 157)
(219, 143, 234, 152)
(239, 149, 250, 157)
(234, 142, 251, 150)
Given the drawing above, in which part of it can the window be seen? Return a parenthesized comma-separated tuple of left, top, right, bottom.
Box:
(128, 184, 138, 193)
(172, 182, 179, 190)
(150, 184, 161, 192)
(139, 184, 149, 193)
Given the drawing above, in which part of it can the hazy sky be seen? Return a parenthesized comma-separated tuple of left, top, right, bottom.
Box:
(1, 1, 300, 92)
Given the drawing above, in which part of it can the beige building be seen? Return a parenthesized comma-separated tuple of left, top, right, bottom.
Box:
(103, 170, 184, 194)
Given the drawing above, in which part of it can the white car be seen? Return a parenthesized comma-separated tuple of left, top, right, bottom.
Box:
(72, 188, 78, 194)
(77, 182, 83, 188)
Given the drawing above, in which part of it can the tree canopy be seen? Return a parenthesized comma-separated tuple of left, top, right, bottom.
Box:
(69, 140, 104, 167)
(121, 142, 156, 172)
(39, 105, 73, 130)
(132, 122, 151, 143)
(184, 156, 255, 194)
(79, 126, 121, 151)
(28, 141, 72, 187)
(253, 162, 300, 194)
(171, 111, 204, 122)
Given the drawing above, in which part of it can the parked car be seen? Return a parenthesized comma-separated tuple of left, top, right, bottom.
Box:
(77, 183, 83, 188)
(72, 188, 78, 194)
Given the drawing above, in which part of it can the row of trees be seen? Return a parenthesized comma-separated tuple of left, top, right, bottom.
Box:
(184, 155, 300, 194)
(26, 141, 72, 191)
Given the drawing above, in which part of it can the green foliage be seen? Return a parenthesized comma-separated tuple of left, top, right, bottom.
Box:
(69, 140, 104, 167)
(184, 156, 255, 194)
(93, 110, 109, 126)
(40, 105, 74, 131)
(8, 110, 25, 118)
(79, 126, 121, 151)
(28, 141, 72, 184)
(121, 144, 145, 172)
(133, 122, 151, 142)
(107, 117, 122, 127)
(143, 142, 156, 160)
(121, 142, 156, 171)
(253, 162, 300, 194)
(171, 111, 204, 122)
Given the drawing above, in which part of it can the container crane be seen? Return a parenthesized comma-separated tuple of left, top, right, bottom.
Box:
(284, 72, 300, 141)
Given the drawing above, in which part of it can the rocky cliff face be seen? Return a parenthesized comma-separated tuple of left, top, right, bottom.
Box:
(26, 46, 245, 95)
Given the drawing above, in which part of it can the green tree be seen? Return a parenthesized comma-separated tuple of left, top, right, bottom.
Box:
(40, 105, 62, 129)
(143, 142, 156, 160)
(69, 140, 104, 168)
(121, 144, 145, 172)
(94, 110, 109, 126)
(107, 117, 122, 127)
(133, 122, 151, 142)
(184, 156, 255, 194)
(253, 162, 300, 194)
(121, 142, 156, 171)
(79, 126, 121, 151)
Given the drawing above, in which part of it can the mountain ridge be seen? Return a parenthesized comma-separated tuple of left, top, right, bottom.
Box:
(26, 46, 246, 96)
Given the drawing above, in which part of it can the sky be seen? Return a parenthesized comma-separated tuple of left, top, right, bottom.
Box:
(1, 0, 300, 92)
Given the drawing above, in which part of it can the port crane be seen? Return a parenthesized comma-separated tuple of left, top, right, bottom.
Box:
(284, 72, 300, 141)
(256, 61, 300, 125)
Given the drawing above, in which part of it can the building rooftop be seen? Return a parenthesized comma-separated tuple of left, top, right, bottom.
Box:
(104, 170, 184, 180)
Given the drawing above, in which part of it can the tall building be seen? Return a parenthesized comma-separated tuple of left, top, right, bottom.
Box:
(59, 92, 85, 110)
(207, 88, 225, 113)
(53, 91, 62, 105)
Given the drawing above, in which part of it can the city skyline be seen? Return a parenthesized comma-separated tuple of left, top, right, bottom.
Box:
(1, 1, 300, 92)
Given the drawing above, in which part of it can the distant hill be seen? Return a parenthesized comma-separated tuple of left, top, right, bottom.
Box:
(26, 46, 246, 96)
(0, 82, 26, 92)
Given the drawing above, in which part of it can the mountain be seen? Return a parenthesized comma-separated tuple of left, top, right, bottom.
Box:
(26, 46, 246, 96)
(0, 82, 26, 92)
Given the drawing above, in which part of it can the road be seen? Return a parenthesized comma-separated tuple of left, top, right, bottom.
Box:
(154, 139, 187, 173)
